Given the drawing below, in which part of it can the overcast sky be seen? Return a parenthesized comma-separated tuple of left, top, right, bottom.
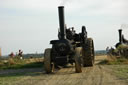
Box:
(0, 0, 128, 55)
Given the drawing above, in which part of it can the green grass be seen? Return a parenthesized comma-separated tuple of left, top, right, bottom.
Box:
(0, 72, 26, 85)
(98, 58, 128, 65)
(116, 67, 128, 79)
(0, 71, 43, 85)
(0, 76, 21, 85)
(99, 57, 128, 82)
(0, 58, 44, 85)
(0, 58, 43, 69)
(0, 62, 43, 69)
(107, 65, 128, 81)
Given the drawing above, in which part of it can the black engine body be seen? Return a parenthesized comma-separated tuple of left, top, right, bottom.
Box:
(50, 6, 87, 66)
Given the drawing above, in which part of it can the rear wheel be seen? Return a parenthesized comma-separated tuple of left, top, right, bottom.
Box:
(82, 38, 95, 67)
(44, 48, 54, 73)
(74, 47, 82, 73)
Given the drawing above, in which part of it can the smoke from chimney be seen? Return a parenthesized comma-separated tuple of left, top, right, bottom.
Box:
(60, 0, 71, 6)
(121, 24, 128, 30)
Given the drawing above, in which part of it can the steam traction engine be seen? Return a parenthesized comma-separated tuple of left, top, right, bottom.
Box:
(114, 29, 128, 57)
(116, 29, 128, 48)
(44, 6, 95, 73)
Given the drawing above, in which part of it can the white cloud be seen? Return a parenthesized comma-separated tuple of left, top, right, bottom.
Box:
(1, 0, 127, 16)
(0, 0, 60, 10)
(0, 0, 128, 55)
(65, 0, 127, 16)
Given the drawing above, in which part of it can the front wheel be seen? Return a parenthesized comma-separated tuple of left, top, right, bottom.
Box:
(82, 38, 95, 67)
(44, 48, 54, 73)
(74, 47, 82, 73)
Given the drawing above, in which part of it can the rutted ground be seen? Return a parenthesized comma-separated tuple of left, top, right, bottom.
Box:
(0, 56, 128, 85)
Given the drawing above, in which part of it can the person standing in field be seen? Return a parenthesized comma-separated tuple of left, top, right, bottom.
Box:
(18, 50, 23, 59)
(9, 52, 15, 58)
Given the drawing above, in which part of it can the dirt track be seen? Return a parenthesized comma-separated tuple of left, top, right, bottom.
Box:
(1, 56, 128, 85)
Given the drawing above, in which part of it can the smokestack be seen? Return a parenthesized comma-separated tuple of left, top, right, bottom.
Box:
(118, 29, 123, 44)
(58, 6, 66, 39)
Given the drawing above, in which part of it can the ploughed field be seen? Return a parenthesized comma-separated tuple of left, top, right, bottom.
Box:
(0, 55, 128, 85)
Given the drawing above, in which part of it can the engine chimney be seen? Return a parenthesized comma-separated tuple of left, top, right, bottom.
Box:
(58, 6, 66, 39)
(118, 29, 122, 44)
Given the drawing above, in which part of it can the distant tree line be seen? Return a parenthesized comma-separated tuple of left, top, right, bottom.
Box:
(23, 53, 44, 59)
(0, 53, 44, 59)
(95, 50, 107, 56)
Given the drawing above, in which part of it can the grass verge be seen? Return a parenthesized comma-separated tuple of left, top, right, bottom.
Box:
(106, 65, 128, 82)
(0, 58, 43, 69)
(98, 57, 128, 65)
(0, 70, 43, 85)
(98, 56, 128, 82)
